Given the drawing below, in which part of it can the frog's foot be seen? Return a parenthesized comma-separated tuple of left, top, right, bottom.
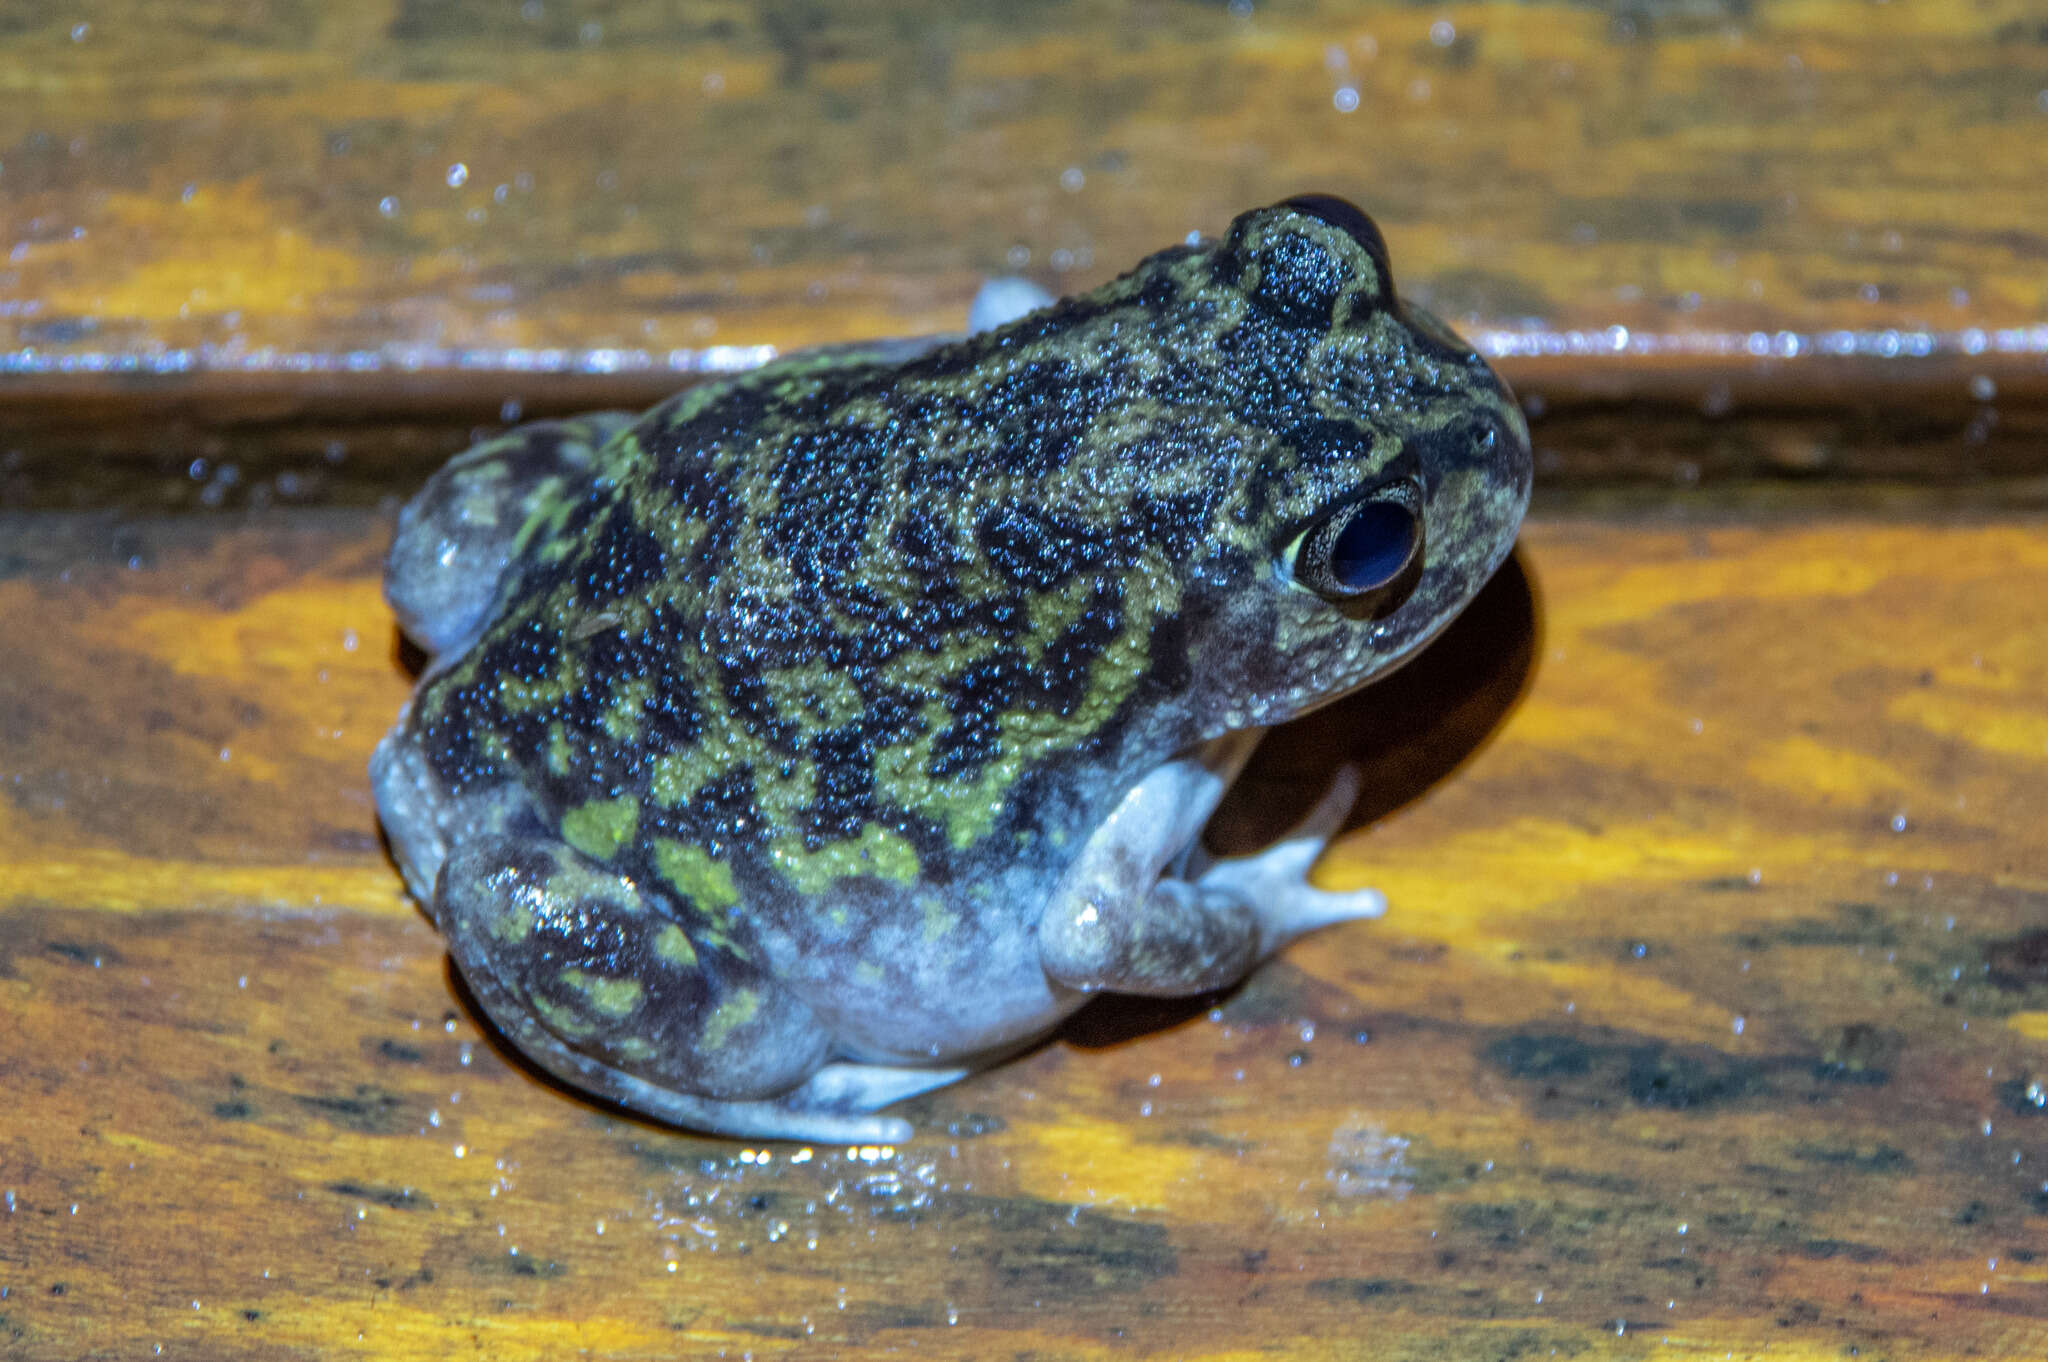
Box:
(435, 833, 889, 1138)
(542, 1059, 970, 1145)
(1194, 763, 1385, 958)
(1040, 749, 1380, 998)
(386, 411, 634, 660)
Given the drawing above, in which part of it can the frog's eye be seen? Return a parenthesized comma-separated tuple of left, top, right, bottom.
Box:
(1289, 485, 1424, 607)
(1222, 195, 1396, 327)
(1281, 194, 1392, 284)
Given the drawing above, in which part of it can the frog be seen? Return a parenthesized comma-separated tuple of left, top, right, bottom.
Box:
(370, 195, 1532, 1143)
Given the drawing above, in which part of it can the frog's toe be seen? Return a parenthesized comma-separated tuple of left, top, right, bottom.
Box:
(559, 1069, 921, 1145)
(797, 1061, 974, 1117)
(386, 411, 633, 659)
(1195, 763, 1385, 955)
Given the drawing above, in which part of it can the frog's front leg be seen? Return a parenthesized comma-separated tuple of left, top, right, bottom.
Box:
(1037, 734, 1385, 997)
(435, 833, 941, 1142)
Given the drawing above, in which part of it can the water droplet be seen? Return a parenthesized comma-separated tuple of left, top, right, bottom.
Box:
(446, 163, 469, 188)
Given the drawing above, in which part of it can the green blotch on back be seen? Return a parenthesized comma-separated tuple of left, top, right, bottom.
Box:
(561, 969, 645, 1019)
(601, 676, 653, 742)
(488, 899, 536, 945)
(562, 795, 640, 861)
(652, 838, 739, 911)
(653, 923, 698, 968)
(532, 995, 597, 1040)
(919, 892, 955, 943)
(698, 987, 759, 1052)
(768, 822, 921, 895)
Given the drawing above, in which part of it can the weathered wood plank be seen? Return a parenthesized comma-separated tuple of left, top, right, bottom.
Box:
(3, 1, 2045, 433)
(2, 506, 2044, 1359)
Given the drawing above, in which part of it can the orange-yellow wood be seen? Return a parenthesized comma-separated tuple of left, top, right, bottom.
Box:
(2, 507, 2044, 1359)
(3, 0, 2045, 368)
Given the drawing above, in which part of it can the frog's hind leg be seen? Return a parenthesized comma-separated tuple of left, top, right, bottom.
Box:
(1039, 738, 1384, 998)
(434, 834, 953, 1142)
(594, 1061, 969, 1145)
(385, 411, 635, 661)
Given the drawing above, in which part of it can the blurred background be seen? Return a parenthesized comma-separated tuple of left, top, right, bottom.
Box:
(4, 2, 2041, 394)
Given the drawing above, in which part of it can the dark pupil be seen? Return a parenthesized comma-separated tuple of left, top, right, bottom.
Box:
(1329, 502, 1416, 592)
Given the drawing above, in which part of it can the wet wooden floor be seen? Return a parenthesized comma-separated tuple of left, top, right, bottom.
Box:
(3, 503, 2045, 1359)
(6, 0, 2048, 1357)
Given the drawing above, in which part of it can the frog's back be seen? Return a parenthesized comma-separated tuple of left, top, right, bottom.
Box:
(403, 308, 1217, 932)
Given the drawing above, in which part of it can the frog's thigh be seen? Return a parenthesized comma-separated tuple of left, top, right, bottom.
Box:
(1039, 748, 1384, 997)
(386, 411, 634, 659)
(435, 834, 839, 1113)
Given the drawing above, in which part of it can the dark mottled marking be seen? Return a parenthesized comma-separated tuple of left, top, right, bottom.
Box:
(1307, 1277, 1418, 1303)
(1484, 1031, 1596, 1080)
(1984, 929, 2048, 991)
(1789, 1143, 1914, 1175)
(325, 1181, 422, 1210)
(1996, 1077, 2048, 1116)
(291, 1086, 409, 1134)
(1624, 1045, 1763, 1109)
(42, 940, 117, 967)
(1799, 1239, 1885, 1262)
(984, 1201, 1178, 1292)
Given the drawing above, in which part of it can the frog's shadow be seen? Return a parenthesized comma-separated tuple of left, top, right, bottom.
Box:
(1061, 545, 1542, 1051)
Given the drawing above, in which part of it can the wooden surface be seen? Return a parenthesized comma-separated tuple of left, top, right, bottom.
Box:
(5, 2, 2048, 1358)
(4, 1, 2047, 426)
(6, 1, 2047, 517)
(3, 503, 2046, 1359)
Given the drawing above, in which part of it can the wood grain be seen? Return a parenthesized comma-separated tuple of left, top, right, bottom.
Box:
(4, 3, 2047, 1356)
(3, 0, 2046, 437)
(3, 505, 2044, 1359)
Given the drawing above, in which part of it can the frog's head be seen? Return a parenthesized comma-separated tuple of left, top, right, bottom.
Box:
(1156, 195, 1533, 732)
